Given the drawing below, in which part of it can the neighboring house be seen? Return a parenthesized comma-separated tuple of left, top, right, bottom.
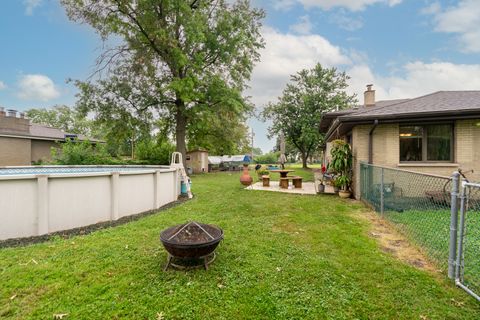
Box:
(186, 149, 209, 173)
(0, 108, 97, 166)
(320, 85, 480, 199)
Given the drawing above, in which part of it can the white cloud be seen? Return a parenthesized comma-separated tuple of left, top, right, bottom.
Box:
(329, 9, 363, 31)
(272, 0, 296, 11)
(17, 74, 60, 101)
(275, 0, 402, 11)
(23, 0, 42, 15)
(289, 15, 313, 34)
(246, 27, 351, 107)
(247, 27, 480, 109)
(425, 0, 480, 53)
(347, 62, 480, 102)
(0, 81, 6, 90)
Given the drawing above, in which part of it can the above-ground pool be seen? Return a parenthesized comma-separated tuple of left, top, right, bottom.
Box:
(0, 165, 170, 176)
(0, 165, 181, 241)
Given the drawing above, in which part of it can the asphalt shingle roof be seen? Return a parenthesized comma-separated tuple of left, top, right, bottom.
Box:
(343, 91, 480, 120)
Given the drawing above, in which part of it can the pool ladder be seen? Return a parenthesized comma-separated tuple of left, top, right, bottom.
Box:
(170, 152, 193, 199)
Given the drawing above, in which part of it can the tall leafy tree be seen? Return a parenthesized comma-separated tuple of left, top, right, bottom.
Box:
(62, 0, 264, 165)
(187, 107, 251, 155)
(262, 63, 357, 168)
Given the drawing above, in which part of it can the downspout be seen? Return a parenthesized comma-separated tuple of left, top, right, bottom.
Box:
(368, 120, 379, 164)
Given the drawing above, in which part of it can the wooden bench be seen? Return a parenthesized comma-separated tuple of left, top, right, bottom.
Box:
(279, 176, 303, 189)
(262, 175, 270, 187)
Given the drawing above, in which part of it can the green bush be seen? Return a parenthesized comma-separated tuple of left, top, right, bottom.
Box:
(254, 151, 280, 164)
(51, 139, 115, 165)
(134, 140, 175, 165)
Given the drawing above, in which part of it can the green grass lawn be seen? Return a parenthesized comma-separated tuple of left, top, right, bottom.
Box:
(1, 168, 479, 319)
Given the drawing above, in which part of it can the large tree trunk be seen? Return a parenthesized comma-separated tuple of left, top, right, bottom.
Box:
(301, 152, 308, 169)
(175, 99, 187, 168)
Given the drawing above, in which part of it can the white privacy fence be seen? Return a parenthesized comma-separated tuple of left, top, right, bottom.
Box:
(0, 167, 181, 240)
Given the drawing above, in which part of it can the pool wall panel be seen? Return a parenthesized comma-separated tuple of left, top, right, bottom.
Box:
(48, 176, 112, 233)
(118, 174, 155, 218)
(0, 179, 37, 239)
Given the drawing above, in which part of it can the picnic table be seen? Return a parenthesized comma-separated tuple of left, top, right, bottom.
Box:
(270, 170, 302, 189)
(269, 169, 295, 178)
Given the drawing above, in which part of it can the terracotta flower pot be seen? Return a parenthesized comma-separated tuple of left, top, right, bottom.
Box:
(240, 164, 253, 186)
(339, 190, 351, 198)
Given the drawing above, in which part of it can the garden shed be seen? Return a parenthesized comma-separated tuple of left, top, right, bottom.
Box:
(186, 149, 209, 174)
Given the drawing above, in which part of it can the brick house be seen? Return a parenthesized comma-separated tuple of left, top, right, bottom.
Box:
(320, 85, 480, 198)
(0, 108, 97, 166)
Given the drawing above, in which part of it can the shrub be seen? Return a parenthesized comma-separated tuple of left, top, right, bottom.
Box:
(135, 140, 175, 165)
(254, 151, 280, 164)
(51, 139, 115, 165)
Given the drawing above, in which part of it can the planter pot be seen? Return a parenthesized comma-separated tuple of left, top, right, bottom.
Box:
(240, 164, 253, 186)
(317, 184, 325, 193)
(338, 190, 351, 199)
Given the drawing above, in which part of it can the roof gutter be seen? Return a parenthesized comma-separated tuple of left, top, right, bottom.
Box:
(368, 120, 379, 164)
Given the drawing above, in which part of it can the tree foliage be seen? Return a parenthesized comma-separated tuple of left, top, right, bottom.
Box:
(51, 139, 114, 165)
(26, 105, 93, 136)
(135, 138, 175, 165)
(262, 63, 356, 168)
(187, 107, 251, 155)
(254, 151, 280, 164)
(62, 0, 265, 165)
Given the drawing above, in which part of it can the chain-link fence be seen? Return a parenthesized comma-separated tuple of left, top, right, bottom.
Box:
(360, 162, 480, 301)
(360, 162, 453, 270)
(456, 182, 480, 301)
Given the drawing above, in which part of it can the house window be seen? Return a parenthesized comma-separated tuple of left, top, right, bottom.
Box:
(399, 124, 453, 162)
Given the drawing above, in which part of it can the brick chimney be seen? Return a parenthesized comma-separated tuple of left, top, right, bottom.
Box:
(364, 84, 375, 107)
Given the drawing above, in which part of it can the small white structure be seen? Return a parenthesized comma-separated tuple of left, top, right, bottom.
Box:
(0, 166, 181, 241)
(186, 149, 209, 173)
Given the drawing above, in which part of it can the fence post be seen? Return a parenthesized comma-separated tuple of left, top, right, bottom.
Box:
(36, 175, 49, 236)
(380, 167, 384, 215)
(455, 179, 467, 281)
(111, 172, 120, 221)
(448, 171, 460, 279)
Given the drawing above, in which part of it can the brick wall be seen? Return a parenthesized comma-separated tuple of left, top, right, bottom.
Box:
(0, 137, 32, 166)
(31, 140, 57, 163)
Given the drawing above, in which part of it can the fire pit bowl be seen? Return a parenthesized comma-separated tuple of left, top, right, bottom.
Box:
(160, 221, 223, 270)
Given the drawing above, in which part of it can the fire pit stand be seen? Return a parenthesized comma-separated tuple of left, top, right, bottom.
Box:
(160, 221, 223, 271)
(164, 252, 216, 271)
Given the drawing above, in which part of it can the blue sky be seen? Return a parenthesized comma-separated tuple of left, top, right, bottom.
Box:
(1, 1, 480, 152)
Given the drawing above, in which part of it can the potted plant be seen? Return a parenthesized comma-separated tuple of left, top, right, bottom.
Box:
(256, 166, 269, 179)
(329, 139, 353, 198)
(332, 178, 341, 193)
(317, 180, 325, 193)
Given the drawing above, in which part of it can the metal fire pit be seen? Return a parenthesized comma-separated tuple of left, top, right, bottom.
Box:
(160, 221, 223, 270)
